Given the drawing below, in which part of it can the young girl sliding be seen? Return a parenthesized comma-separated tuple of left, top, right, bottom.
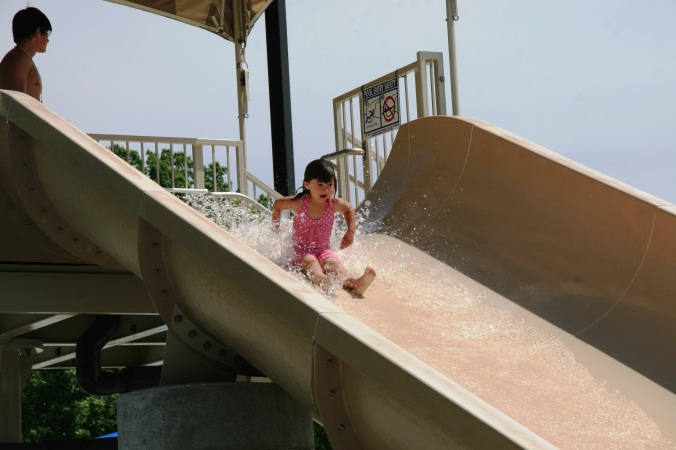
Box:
(272, 159, 376, 295)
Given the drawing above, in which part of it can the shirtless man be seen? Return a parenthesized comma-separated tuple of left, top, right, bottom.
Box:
(0, 7, 52, 101)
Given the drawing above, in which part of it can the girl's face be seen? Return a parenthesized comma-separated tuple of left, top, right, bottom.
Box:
(304, 178, 335, 202)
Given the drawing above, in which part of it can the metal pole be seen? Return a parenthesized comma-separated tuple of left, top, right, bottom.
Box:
(265, 0, 296, 196)
(446, 0, 460, 115)
(233, 0, 249, 194)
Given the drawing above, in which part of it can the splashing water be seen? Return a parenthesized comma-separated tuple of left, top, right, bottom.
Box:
(185, 193, 675, 449)
(185, 193, 355, 295)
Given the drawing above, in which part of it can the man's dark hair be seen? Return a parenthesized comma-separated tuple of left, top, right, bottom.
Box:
(12, 7, 51, 44)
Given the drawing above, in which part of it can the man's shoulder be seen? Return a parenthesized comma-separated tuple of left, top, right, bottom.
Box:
(0, 48, 31, 70)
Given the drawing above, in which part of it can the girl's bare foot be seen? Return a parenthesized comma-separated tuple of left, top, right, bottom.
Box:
(346, 266, 376, 295)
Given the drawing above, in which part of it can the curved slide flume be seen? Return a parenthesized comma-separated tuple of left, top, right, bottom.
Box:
(364, 115, 676, 394)
(2, 90, 674, 448)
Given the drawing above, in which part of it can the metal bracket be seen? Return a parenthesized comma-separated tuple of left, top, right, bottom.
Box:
(313, 345, 364, 450)
(4, 122, 121, 267)
(138, 218, 262, 377)
(170, 304, 246, 372)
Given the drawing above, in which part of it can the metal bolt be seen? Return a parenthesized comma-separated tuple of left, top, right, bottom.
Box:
(326, 359, 333, 366)
(219, 349, 228, 357)
(329, 389, 336, 396)
(203, 341, 212, 350)
(153, 268, 160, 274)
(338, 424, 346, 431)
(174, 315, 183, 323)
(188, 329, 197, 338)
(234, 355, 242, 363)
(161, 290, 168, 296)
(151, 242, 158, 248)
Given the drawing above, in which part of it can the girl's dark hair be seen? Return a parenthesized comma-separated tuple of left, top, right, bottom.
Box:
(13, 7, 51, 44)
(304, 159, 336, 183)
(293, 159, 337, 199)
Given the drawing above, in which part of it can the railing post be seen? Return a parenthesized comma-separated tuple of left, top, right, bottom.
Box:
(416, 52, 447, 118)
(193, 144, 205, 190)
(433, 55, 447, 116)
(333, 100, 350, 200)
(415, 51, 430, 118)
(359, 92, 373, 193)
(333, 101, 344, 152)
(236, 142, 248, 196)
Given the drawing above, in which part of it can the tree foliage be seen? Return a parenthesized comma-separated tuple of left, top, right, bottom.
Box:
(22, 369, 117, 442)
(314, 422, 333, 449)
(111, 144, 228, 191)
(22, 369, 333, 447)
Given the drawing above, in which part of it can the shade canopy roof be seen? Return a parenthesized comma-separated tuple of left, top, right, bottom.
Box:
(106, 0, 273, 41)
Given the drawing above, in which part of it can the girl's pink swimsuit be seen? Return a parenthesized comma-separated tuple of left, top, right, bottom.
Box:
(290, 194, 338, 266)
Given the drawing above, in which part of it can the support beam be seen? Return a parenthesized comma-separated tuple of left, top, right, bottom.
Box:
(0, 271, 154, 314)
(265, 0, 296, 196)
(0, 341, 38, 443)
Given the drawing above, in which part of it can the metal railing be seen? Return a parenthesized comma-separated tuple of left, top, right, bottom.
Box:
(328, 51, 447, 206)
(89, 134, 281, 209)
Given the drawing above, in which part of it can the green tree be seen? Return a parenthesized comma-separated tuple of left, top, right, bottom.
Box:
(256, 193, 272, 209)
(204, 161, 229, 192)
(314, 422, 333, 449)
(146, 149, 192, 189)
(22, 369, 117, 442)
(108, 145, 229, 192)
(111, 144, 144, 172)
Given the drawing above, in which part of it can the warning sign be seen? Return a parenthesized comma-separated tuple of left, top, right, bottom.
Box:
(362, 77, 400, 138)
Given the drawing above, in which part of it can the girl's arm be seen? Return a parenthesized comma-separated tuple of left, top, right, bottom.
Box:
(271, 196, 298, 232)
(334, 198, 356, 249)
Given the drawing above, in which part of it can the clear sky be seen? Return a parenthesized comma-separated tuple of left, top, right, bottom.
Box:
(1, 0, 674, 203)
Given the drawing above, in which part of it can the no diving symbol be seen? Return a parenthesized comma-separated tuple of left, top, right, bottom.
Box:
(382, 95, 397, 122)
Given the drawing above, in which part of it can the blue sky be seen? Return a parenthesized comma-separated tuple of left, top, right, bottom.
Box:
(2, 0, 674, 203)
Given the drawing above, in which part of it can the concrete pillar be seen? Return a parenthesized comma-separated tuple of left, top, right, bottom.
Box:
(117, 382, 313, 450)
(0, 340, 38, 443)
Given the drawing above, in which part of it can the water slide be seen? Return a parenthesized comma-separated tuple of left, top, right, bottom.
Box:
(1, 89, 674, 448)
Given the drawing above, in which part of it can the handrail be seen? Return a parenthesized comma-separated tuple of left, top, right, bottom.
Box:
(88, 134, 241, 147)
(165, 188, 210, 194)
(321, 148, 365, 160)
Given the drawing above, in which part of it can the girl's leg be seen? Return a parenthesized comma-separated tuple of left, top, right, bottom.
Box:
(300, 254, 331, 290)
